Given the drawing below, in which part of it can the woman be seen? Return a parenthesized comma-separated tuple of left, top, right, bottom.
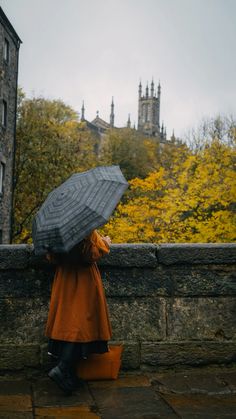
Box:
(45, 230, 112, 394)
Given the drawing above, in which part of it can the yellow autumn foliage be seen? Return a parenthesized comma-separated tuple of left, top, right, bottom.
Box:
(102, 139, 236, 243)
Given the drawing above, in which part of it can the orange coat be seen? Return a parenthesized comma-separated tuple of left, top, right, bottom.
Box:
(45, 230, 112, 343)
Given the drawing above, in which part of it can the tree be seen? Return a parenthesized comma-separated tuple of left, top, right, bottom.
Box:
(99, 128, 160, 180)
(185, 115, 236, 151)
(102, 137, 236, 243)
(13, 92, 98, 242)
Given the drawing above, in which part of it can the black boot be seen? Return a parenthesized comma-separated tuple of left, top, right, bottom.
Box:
(48, 342, 77, 395)
(48, 360, 75, 395)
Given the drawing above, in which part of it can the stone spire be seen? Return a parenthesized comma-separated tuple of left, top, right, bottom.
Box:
(161, 121, 164, 137)
(127, 114, 131, 128)
(110, 97, 114, 127)
(158, 81, 161, 99)
(138, 81, 142, 98)
(151, 79, 154, 97)
(171, 130, 176, 142)
(81, 101, 85, 121)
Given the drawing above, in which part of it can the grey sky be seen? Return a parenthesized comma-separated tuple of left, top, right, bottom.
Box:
(1, 0, 236, 138)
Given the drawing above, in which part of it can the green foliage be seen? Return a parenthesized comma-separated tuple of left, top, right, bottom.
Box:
(13, 93, 98, 242)
(99, 128, 160, 180)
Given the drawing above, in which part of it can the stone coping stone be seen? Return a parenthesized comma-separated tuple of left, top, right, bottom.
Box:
(1, 243, 236, 270)
(0, 244, 159, 269)
(158, 243, 236, 265)
(99, 244, 158, 267)
(0, 245, 31, 269)
(141, 341, 236, 367)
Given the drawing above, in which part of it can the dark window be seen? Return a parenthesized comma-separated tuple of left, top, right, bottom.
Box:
(0, 230, 2, 244)
(0, 162, 4, 194)
(2, 100, 7, 127)
(4, 38, 9, 63)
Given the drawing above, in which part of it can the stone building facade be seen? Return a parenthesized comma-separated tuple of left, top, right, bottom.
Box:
(0, 7, 21, 243)
(138, 80, 166, 140)
(81, 81, 167, 142)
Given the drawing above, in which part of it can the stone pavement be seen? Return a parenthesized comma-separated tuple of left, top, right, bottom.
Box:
(1, 366, 236, 418)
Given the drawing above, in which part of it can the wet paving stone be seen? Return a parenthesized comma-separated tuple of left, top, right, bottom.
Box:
(1, 368, 236, 418)
(0, 380, 31, 395)
(90, 386, 178, 418)
(0, 413, 33, 419)
(151, 370, 232, 395)
(32, 377, 94, 407)
(216, 371, 236, 393)
(161, 393, 236, 418)
(34, 405, 100, 418)
(0, 379, 32, 416)
(88, 375, 151, 389)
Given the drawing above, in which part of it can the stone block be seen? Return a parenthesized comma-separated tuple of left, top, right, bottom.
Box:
(158, 243, 236, 265)
(0, 245, 31, 269)
(99, 244, 158, 267)
(120, 341, 141, 370)
(107, 297, 166, 341)
(141, 341, 236, 367)
(166, 297, 236, 340)
(0, 269, 53, 298)
(168, 265, 236, 296)
(101, 266, 171, 297)
(0, 344, 40, 369)
(0, 297, 48, 343)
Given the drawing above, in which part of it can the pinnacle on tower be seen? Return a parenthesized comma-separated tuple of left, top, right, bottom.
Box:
(151, 79, 154, 97)
(158, 81, 161, 98)
(146, 83, 149, 98)
(81, 101, 85, 120)
(138, 81, 142, 98)
(161, 121, 164, 134)
(127, 113, 131, 128)
(171, 130, 176, 142)
(110, 97, 115, 127)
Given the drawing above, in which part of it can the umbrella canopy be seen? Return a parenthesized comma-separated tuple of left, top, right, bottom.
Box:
(32, 165, 128, 255)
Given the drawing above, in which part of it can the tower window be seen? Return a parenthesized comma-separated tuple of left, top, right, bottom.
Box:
(0, 162, 5, 194)
(145, 104, 149, 122)
(147, 104, 151, 122)
(2, 100, 7, 127)
(4, 38, 9, 63)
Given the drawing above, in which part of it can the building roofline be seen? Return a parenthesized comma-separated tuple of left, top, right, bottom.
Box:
(0, 7, 22, 46)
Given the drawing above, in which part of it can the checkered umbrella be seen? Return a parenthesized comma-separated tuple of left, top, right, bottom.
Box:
(32, 165, 128, 255)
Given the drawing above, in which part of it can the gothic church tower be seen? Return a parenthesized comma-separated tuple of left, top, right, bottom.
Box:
(138, 80, 161, 137)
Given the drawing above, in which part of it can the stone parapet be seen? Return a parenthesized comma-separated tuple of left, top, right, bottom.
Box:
(0, 243, 235, 371)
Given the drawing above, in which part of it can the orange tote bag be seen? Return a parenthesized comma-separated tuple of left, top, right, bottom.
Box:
(76, 344, 123, 380)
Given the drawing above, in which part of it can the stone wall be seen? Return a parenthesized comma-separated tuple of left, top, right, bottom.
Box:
(0, 8, 21, 243)
(0, 243, 235, 372)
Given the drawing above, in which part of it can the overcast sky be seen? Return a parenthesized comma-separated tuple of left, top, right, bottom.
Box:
(1, 0, 236, 138)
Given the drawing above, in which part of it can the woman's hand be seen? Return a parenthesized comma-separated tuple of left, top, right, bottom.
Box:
(102, 235, 112, 246)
